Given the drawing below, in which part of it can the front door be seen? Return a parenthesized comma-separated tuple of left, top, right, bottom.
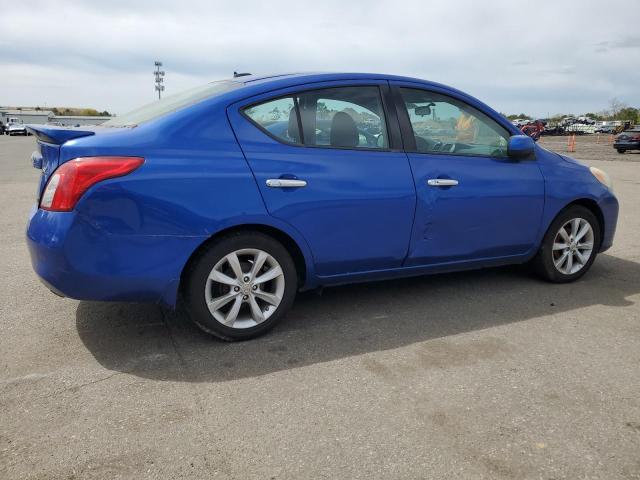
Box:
(392, 84, 545, 266)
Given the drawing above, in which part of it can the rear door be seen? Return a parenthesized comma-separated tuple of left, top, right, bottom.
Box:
(228, 81, 416, 277)
(391, 83, 545, 266)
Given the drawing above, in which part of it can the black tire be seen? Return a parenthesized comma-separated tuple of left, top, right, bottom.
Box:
(183, 231, 298, 341)
(616, 149, 625, 154)
(531, 205, 601, 283)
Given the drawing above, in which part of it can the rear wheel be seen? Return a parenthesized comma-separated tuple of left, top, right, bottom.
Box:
(617, 149, 625, 154)
(532, 206, 600, 283)
(184, 232, 297, 341)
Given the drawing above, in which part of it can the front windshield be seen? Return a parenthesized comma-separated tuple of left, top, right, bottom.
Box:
(103, 80, 241, 127)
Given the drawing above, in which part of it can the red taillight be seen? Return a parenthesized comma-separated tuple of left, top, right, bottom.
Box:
(40, 156, 144, 211)
(632, 135, 640, 141)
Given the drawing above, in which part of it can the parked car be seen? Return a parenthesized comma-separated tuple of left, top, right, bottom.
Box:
(0, 123, 5, 135)
(7, 122, 28, 136)
(613, 127, 640, 153)
(26, 73, 619, 340)
(595, 125, 616, 134)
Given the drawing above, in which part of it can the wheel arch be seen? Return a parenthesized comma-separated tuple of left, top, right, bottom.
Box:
(179, 222, 315, 297)
(553, 198, 605, 248)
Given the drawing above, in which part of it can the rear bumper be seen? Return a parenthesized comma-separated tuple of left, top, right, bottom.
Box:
(613, 141, 640, 150)
(26, 205, 206, 306)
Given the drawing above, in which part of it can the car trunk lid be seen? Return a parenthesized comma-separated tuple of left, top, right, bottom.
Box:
(27, 125, 97, 195)
(617, 131, 640, 141)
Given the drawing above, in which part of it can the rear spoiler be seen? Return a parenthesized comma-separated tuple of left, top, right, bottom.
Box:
(26, 124, 96, 145)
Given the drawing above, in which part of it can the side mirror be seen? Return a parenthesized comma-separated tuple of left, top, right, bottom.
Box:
(508, 135, 535, 159)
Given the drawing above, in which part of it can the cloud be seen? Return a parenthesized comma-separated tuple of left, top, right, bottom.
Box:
(594, 36, 640, 52)
(1, 0, 638, 116)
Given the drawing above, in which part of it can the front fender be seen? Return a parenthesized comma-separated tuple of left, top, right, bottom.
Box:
(535, 148, 619, 253)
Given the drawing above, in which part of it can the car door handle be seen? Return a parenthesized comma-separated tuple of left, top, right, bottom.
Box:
(266, 179, 307, 188)
(427, 178, 459, 187)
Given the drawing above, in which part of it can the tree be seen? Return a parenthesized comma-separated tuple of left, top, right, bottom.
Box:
(608, 98, 626, 118)
(506, 113, 532, 120)
(269, 106, 281, 121)
(584, 112, 604, 121)
(317, 102, 330, 120)
(617, 107, 639, 124)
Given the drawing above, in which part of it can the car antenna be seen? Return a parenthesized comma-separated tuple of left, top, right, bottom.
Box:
(233, 71, 251, 78)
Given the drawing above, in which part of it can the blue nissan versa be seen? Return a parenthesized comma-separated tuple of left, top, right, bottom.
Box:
(26, 73, 618, 340)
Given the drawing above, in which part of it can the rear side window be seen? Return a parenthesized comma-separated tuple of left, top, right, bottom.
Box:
(297, 86, 388, 149)
(243, 86, 389, 150)
(244, 97, 301, 144)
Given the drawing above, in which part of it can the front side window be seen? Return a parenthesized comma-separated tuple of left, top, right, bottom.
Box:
(400, 88, 509, 157)
(244, 97, 301, 144)
(297, 86, 388, 149)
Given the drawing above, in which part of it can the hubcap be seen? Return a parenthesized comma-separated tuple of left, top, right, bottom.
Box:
(204, 248, 285, 329)
(552, 218, 594, 275)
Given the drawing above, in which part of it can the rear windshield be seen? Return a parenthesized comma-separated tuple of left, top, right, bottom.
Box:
(103, 80, 241, 127)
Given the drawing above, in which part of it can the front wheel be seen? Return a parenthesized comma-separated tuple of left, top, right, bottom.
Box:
(531, 206, 601, 283)
(617, 149, 625, 154)
(183, 232, 298, 341)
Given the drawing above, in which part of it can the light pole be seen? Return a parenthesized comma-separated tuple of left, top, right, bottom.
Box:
(154, 61, 165, 100)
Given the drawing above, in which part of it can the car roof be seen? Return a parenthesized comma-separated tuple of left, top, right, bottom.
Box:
(218, 72, 475, 107)
(231, 71, 448, 89)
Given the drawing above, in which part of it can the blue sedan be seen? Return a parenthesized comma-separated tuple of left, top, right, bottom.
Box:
(26, 73, 619, 340)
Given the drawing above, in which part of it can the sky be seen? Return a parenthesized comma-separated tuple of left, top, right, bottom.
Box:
(0, 0, 638, 117)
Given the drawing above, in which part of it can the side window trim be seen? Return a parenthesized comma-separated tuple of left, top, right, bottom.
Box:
(380, 82, 403, 150)
(390, 85, 416, 151)
(391, 85, 512, 159)
(240, 84, 400, 152)
(292, 96, 305, 145)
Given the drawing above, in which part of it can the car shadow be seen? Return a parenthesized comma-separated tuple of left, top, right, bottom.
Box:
(76, 254, 640, 383)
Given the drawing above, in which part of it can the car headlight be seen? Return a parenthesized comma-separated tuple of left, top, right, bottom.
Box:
(590, 166, 613, 190)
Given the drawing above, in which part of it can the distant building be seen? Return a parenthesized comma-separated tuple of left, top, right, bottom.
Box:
(0, 109, 112, 127)
(0, 109, 53, 126)
(51, 116, 113, 126)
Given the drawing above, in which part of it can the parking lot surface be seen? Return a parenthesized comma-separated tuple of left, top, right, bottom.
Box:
(1, 134, 639, 479)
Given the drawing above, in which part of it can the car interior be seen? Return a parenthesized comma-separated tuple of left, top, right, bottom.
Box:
(296, 87, 388, 149)
(400, 88, 509, 157)
(251, 86, 512, 156)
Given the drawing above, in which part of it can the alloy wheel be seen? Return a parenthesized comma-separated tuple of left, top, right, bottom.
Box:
(204, 248, 285, 329)
(552, 218, 595, 275)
